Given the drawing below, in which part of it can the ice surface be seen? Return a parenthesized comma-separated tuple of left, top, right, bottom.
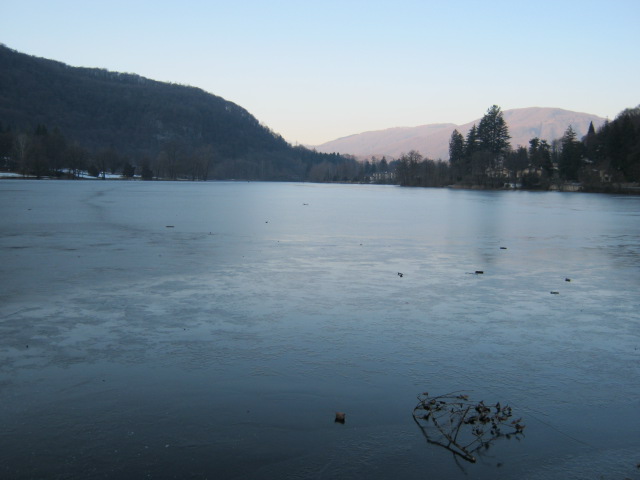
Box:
(1, 180, 639, 479)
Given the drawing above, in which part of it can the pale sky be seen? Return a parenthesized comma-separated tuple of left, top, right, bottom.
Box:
(1, 0, 638, 146)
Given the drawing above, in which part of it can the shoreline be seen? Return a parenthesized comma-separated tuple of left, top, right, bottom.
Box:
(2, 171, 638, 195)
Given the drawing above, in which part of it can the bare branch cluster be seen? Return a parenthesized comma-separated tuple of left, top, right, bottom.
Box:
(413, 391, 525, 463)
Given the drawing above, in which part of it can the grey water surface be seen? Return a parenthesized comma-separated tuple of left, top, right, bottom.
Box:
(1, 180, 639, 479)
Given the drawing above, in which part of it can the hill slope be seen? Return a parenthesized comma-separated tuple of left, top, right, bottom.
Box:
(0, 44, 347, 180)
(315, 107, 607, 160)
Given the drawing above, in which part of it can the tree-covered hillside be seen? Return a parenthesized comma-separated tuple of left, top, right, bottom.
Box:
(0, 44, 355, 180)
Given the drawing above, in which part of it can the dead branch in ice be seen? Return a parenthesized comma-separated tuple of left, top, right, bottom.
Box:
(412, 391, 525, 463)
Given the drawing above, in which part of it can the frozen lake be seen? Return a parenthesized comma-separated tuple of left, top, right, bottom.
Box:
(1, 180, 639, 479)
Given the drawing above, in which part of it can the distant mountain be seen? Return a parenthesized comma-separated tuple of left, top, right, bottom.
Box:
(0, 44, 350, 180)
(314, 108, 607, 160)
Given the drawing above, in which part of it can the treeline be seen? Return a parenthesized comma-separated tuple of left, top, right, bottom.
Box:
(0, 121, 150, 179)
(0, 121, 363, 181)
(4, 103, 639, 191)
(0, 122, 100, 179)
(389, 105, 640, 191)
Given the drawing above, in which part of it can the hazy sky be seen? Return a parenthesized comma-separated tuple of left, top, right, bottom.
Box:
(1, 0, 638, 145)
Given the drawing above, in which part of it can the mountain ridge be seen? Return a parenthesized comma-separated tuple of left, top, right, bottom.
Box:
(314, 107, 607, 160)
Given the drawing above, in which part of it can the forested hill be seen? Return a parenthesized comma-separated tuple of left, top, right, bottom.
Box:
(0, 44, 352, 180)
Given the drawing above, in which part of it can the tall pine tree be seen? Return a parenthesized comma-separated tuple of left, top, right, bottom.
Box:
(448, 129, 466, 181)
(477, 105, 511, 160)
(559, 125, 584, 181)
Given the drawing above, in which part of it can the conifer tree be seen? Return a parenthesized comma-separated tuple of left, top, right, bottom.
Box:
(584, 121, 598, 160)
(464, 124, 479, 159)
(448, 129, 466, 181)
(477, 105, 511, 159)
(559, 125, 583, 181)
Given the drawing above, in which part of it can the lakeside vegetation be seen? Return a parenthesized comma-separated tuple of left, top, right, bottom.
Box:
(392, 104, 640, 193)
(4, 104, 638, 193)
(1, 45, 638, 192)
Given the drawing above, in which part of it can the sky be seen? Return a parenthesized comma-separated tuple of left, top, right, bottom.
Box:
(1, 0, 639, 146)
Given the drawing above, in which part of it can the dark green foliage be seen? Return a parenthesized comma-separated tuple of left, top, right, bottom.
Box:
(122, 162, 135, 178)
(578, 107, 640, 184)
(584, 121, 597, 159)
(464, 124, 480, 160)
(475, 105, 511, 187)
(559, 125, 584, 181)
(528, 137, 552, 173)
(477, 105, 511, 158)
(448, 129, 466, 182)
(607, 113, 637, 179)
